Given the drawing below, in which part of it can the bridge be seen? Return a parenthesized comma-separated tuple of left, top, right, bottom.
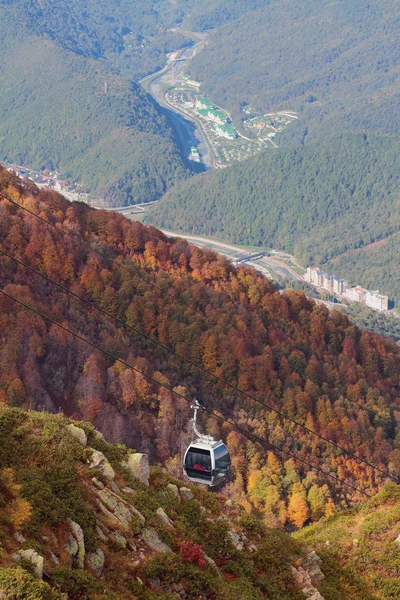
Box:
(236, 252, 266, 264)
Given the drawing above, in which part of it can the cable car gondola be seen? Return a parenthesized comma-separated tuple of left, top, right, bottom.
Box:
(183, 401, 230, 487)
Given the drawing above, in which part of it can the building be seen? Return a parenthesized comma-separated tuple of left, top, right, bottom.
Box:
(365, 290, 389, 312)
(306, 267, 347, 294)
(212, 124, 237, 140)
(344, 286, 367, 303)
(196, 98, 214, 110)
(197, 108, 228, 125)
(333, 278, 346, 294)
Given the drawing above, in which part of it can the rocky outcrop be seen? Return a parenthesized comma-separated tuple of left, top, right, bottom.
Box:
(302, 551, 325, 583)
(86, 548, 105, 576)
(121, 453, 150, 486)
(95, 486, 145, 532)
(14, 549, 44, 579)
(140, 527, 171, 553)
(66, 423, 87, 446)
(67, 520, 85, 569)
(89, 449, 115, 480)
(292, 551, 325, 600)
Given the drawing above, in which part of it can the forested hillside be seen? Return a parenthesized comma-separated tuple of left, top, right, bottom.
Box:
(0, 10, 189, 206)
(188, 0, 400, 143)
(1, 167, 400, 530)
(147, 132, 400, 304)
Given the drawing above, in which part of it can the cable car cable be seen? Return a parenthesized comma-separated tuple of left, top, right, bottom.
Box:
(1, 192, 394, 429)
(0, 246, 396, 484)
(0, 192, 210, 322)
(0, 288, 373, 498)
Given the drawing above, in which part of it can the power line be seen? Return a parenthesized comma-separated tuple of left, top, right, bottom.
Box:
(0, 192, 210, 322)
(0, 246, 396, 484)
(1, 191, 392, 428)
(0, 288, 373, 498)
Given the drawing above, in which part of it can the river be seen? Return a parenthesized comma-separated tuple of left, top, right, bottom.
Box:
(140, 31, 211, 172)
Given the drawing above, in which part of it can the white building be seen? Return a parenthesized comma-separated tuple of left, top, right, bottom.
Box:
(365, 290, 389, 312)
(344, 286, 367, 303)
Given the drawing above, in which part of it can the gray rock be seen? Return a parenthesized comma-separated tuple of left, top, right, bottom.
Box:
(228, 530, 244, 551)
(167, 483, 180, 500)
(394, 533, 400, 546)
(122, 487, 135, 494)
(96, 525, 108, 542)
(15, 549, 44, 579)
(50, 553, 60, 565)
(302, 551, 325, 583)
(179, 487, 194, 502)
(225, 499, 234, 508)
(86, 548, 105, 576)
(67, 520, 85, 569)
(66, 423, 87, 446)
(109, 480, 120, 494)
(122, 453, 150, 486)
(309, 593, 324, 600)
(13, 532, 26, 544)
(97, 488, 118, 512)
(89, 449, 115, 480)
(92, 478, 104, 490)
(93, 429, 105, 441)
(156, 507, 174, 528)
(140, 527, 171, 553)
(96, 487, 145, 530)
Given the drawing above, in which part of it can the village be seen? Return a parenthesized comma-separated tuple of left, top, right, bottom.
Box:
(164, 74, 297, 168)
(2, 162, 88, 203)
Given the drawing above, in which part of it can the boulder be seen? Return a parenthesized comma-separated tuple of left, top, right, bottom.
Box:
(394, 533, 400, 546)
(156, 507, 174, 528)
(179, 487, 194, 502)
(92, 478, 104, 490)
(86, 548, 105, 577)
(167, 483, 180, 500)
(89, 449, 115, 480)
(122, 453, 150, 486)
(302, 551, 325, 583)
(67, 520, 85, 569)
(15, 549, 44, 579)
(140, 527, 171, 553)
(66, 423, 87, 446)
(228, 530, 244, 551)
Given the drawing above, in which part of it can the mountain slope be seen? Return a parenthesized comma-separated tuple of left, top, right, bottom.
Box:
(188, 0, 400, 143)
(146, 132, 400, 304)
(1, 406, 393, 599)
(1, 166, 400, 526)
(296, 483, 400, 599)
(0, 5, 189, 206)
(0, 407, 307, 600)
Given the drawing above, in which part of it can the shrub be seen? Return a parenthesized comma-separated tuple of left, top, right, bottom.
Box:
(178, 540, 206, 567)
(52, 566, 102, 599)
(0, 566, 64, 600)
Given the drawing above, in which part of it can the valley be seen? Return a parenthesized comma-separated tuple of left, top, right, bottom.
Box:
(140, 26, 296, 169)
